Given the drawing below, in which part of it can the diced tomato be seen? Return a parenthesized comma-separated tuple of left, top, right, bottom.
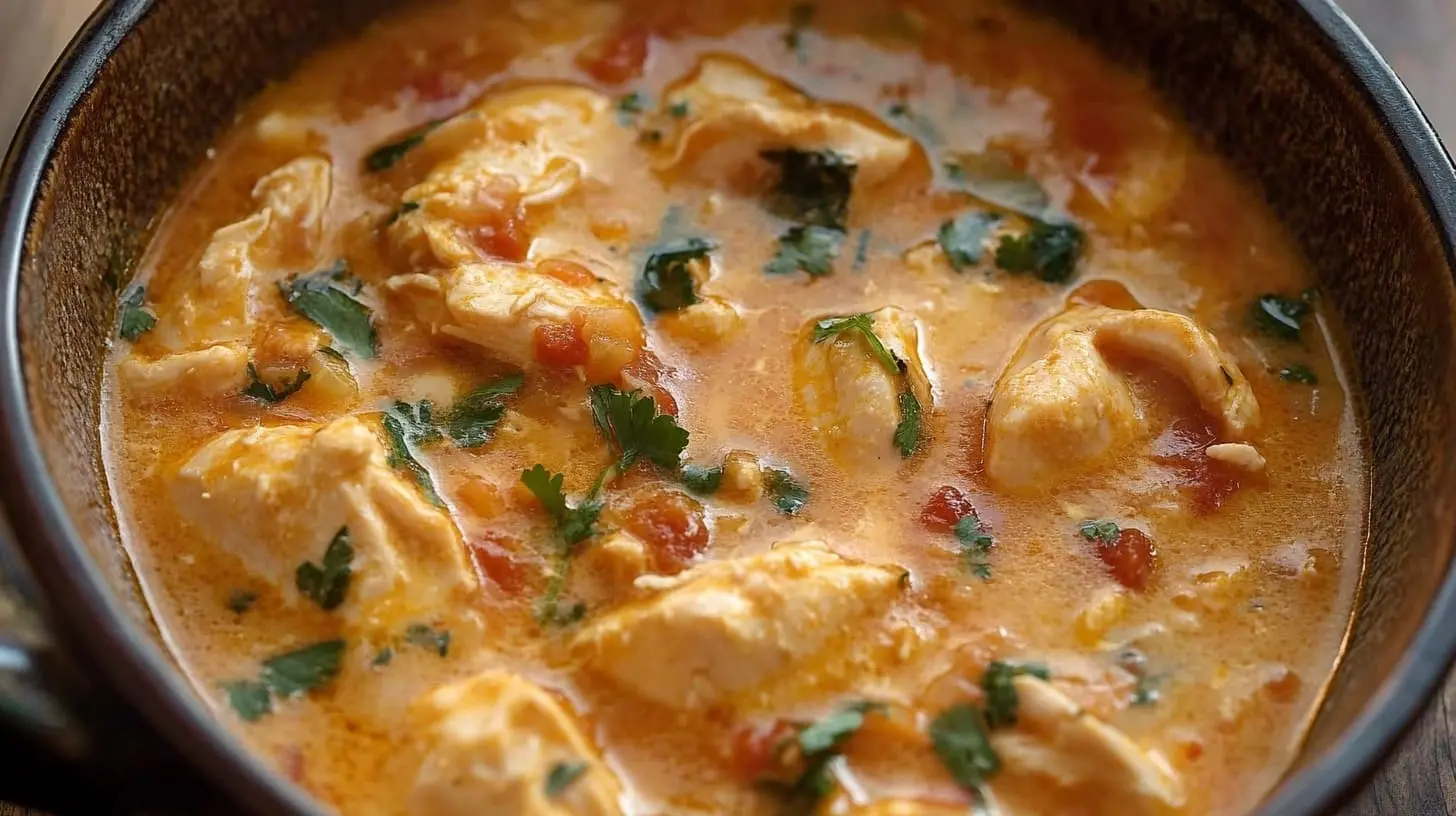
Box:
(533, 320, 591, 368)
(1092, 527, 1157, 591)
(1150, 416, 1245, 515)
(538, 259, 597, 288)
(619, 486, 709, 573)
(468, 209, 529, 262)
(575, 26, 651, 85)
(921, 485, 977, 533)
(728, 719, 798, 782)
(466, 534, 531, 595)
(621, 349, 678, 416)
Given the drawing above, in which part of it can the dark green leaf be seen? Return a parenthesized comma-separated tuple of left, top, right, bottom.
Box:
(668, 101, 690, 119)
(1253, 295, 1311, 341)
(994, 220, 1084, 283)
(765, 468, 809, 515)
(955, 515, 995, 580)
(1078, 519, 1120, 545)
(280, 264, 377, 358)
(798, 700, 886, 755)
(811, 314, 900, 374)
(894, 388, 923, 458)
(944, 152, 1050, 218)
(382, 410, 443, 507)
(545, 760, 590, 797)
(521, 464, 603, 546)
(681, 464, 724, 496)
(588, 385, 690, 471)
(226, 589, 258, 616)
(766, 225, 844, 278)
(761, 149, 856, 230)
(372, 647, 394, 667)
(260, 639, 346, 698)
(295, 527, 354, 611)
(1132, 674, 1163, 706)
(981, 661, 1051, 729)
(242, 362, 311, 404)
(616, 92, 647, 125)
(365, 121, 441, 172)
(1277, 364, 1318, 385)
(930, 704, 1000, 790)
(937, 212, 1002, 272)
(117, 284, 157, 341)
(222, 680, 272, 722)
(642, 238, 714, 313)
(447, 373, 525, 448)
(404, 624, 451, 657)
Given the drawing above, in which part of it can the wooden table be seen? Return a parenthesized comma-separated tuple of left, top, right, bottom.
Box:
(1, 0, 1454, 813)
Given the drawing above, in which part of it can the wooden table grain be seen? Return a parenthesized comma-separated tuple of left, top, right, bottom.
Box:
(1, 0, 1455, 813)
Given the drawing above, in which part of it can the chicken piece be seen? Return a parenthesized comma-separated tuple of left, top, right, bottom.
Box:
(657, 296, 741, 346)
(386, 85, 620, 271)
(387, 260, 645, 381)
(117, 344, 250, 403)
(986, 306, 1259, 489)
(992, 676, 1185, 815)
(171, 416, 475, 629)
(659, 55, 914, 192)
(570, 531, 651, 607)
(795, 308, 933, 466)
(410, 671, 623, 816)
(1204, 442, 1266, 472)
(572, 541, 906, 709)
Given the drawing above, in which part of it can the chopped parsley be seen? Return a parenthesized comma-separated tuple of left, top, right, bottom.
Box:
(447, 373, 525, 448)
(117, 284, 157, 341)
(545, 760, 590, 798)
(1277, 364, 1318, 385)
(226, 589, 258, 616)
(641, 237, 714, 313)
(260, 639, 347, 698)
(521, 464, 604, 547)
(929, 704, 1000, 792)
(667, 100, 690, 119)
(765, 468, 809, 515)
(761, 149, 857, 230)
(1078, 519, 1120, 545)
(944, 152, 1051, 219)
(994, 220, 1085, 283)
(615, 91, 647, 125)
(588, 385, 689, 473)
(372, 647, 394, 668)
(981, 661, 1051, 729)
(242, 362, 311, 404)
(770, 701, 886, 808)
(382, 402, 444, 506)
(937, 212, 1002, 272)
(681, 463, 725, 496)
(404, 623, 451, 657)
(222, 680, 272, 723)
(364, 121, 440, 172)
(1253, 294, 1312, 341)
(766, 225, 844, 277)
(280, 262, 378, 358)
(954, 515, 995, 580)
(814, 314, 922, 457)
(894, 389, 923, 457)
(295, 527, 354, 611)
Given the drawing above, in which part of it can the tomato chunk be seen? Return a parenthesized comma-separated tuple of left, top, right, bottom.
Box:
(537, 258, 597, 287)
(533, 320, 590, 368)
(468, 209, 529, 262)
(621, 349, 679, 416)
(466, 534, 532, 595)
(921, 485, 977, 532)
(618, 486, 709, 573)
(1150, 416, 1245, 515)
(729, 719, 798, 782)
(1093, 527, 1157, 591)
(575, 26, 650, 85)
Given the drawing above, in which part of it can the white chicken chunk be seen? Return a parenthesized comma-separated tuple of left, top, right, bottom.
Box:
(387, 260, 645, 380)
(660, 55, 915, 192)
(572, 541, 905, 709)
(386, 85, 620, 271)
(794, 308, 933, 466)
(992, 675, 1185, 815)
(986, 306, 1259, 489)
(171, 416, 475, 629)
(117, 345, 251, 403)
(410, 671, 623, 816)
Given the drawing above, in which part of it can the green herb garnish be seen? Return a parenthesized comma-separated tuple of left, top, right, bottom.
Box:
(929, 704, 1000, 791)
(937, 212, 1002, 271)
(641, 237, 714, 313)
(894, 389, 923, 457)
(588, 385, 689, 473)
(365, 121, 440, 172)
(1078, 519, 1120, 545)
(954, 514, 994, 580)
(242, 362, 311, 404)
(117, 284, 157, 341)
(404, 624, 451, 657)
(765, 468, 809, 515)
(545, 760, 590, 798)
(995, 220, 1084, 283)
(616, 91, 648, 124)
(382, 402, 444, 506)
(222, 680, 272, 723)
(681, 463, 725, 496)
(295, 527, 354, 611)
(1253, 294, 1312, 341)
(447, 373, 525, 448)
(981, 661, 1051, 729)
(260, 639, 346, 698)
(521, 464, 603, 547)
(766, 225, 844, 277)
(761, 149, 857, 230)
(280, 262, 378, 358)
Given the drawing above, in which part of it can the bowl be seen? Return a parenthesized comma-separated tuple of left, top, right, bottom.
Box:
(3, 0, 1456, 812)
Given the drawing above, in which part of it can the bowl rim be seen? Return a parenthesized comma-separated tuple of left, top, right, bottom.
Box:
(2, 0, 1455, 814)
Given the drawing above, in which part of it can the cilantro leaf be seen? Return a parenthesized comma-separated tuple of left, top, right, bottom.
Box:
(681, 463, 724, 495)
(1277, 364, 1318, 385)
(117, 284, 157, 341)
(521, 464, 603, 546)
(616, 91, 648, 125)
(1253, 294, 1311, 341)
(260, 639, 346, 698)
(955, 515, 995, 580)
(668, 100, 690, 119)
(242, 362, 311, 404)
(404, 623, 451, 657)
(226, 589, 258, 616)
(765, 468, 809, 515)
(812, 314, 900, 374)
(447, 373, 525, 448)
(765, 225, 843, 277)
(981, 661, 1051, 729)
(894, 389, 923, 458)
(382, 408, 444, 506)
(588, 385, 689, 472)
(365, 120, 441, 172)
(929, 704, 1000, 790)
(641, 237, 714, 313)
(944, 152, 1050, 219)
(761, 149, 857, 230)
(372, 647, 394, 667)
(937, 212, 1002, 271)
(545, 760, 590, 798)
(994, 220, 1084, 283)
(280, 263, 378, 358)
(222, 680, 272, 723)
(295, 527, 354, 611)
(1078, 519, 1120, 545)
(797, 700, 886, 754)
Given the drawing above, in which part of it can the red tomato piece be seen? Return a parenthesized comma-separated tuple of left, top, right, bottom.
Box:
(575, 26, 651, 85)
(466, 534, 531, 595)
(1093, 527, 1157, 591)
(533, 320, 590, 368)
(728, 719, 798, 782)
(1150, 416, 1245, 515)
(619, 486, 709, 573)
(537, 258, 597, 288)
(921, 485, 977, 533)
(620, 349, 679, 416)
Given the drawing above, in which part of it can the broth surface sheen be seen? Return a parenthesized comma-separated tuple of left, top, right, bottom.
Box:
(101, 1, 1367, 814)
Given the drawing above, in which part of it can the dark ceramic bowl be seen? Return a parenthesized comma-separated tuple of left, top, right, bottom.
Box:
(2, 0, 1455, 812)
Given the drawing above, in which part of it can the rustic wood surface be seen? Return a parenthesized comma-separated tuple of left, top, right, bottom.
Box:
(1, 0, 1455, 813)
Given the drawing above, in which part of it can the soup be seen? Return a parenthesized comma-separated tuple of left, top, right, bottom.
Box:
(101, 0, 1367, 813)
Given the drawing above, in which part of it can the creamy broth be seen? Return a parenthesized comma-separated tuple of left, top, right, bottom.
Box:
(102, 1, 1367, 813)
